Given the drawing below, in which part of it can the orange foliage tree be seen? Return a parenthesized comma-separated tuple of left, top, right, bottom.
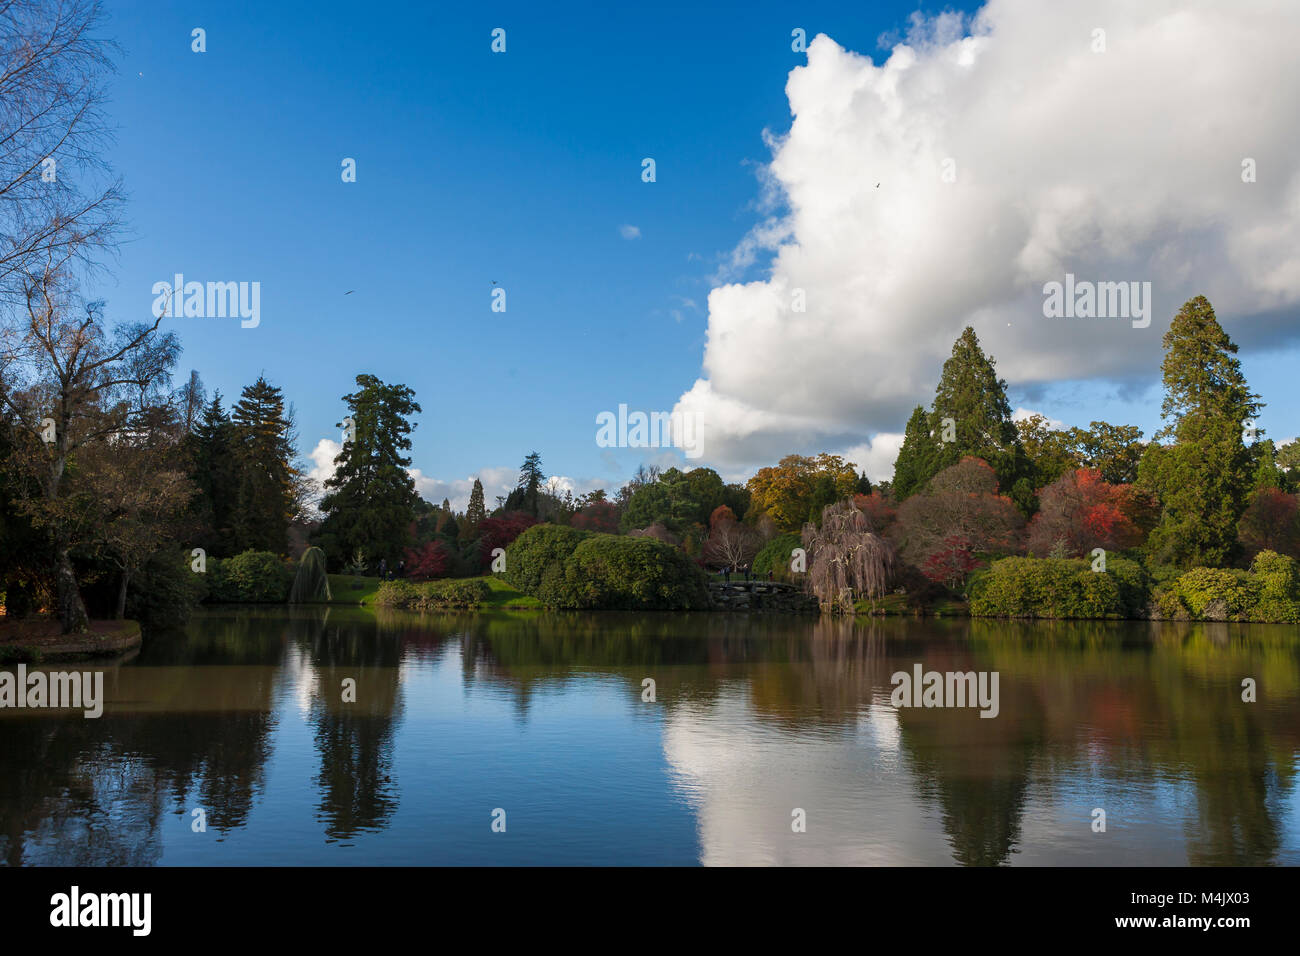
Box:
(1025, 468, 1153, 557)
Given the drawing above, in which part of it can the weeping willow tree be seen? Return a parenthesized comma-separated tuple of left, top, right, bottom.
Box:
(289, 546, 332, 603)
(802, 501, 895, 613)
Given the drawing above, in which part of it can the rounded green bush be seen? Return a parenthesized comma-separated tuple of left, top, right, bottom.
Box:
(207, 550, 292, 603)
(374, 578, 489, 610)
(503, 524, 593, 596)
(968, 556, 1147, 619)
(1171, 567, 1251, 620)
(544, 534, 710, 610)
(1247, 550, 1300, 622)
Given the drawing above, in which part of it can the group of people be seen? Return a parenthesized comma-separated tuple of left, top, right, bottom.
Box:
(376, 558, 405, 581)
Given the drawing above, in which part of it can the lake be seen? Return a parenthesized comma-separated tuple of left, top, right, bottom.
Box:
(2, 607, 1298, 866)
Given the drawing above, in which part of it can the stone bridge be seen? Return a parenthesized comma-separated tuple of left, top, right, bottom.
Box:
(707, 580, 819, 613)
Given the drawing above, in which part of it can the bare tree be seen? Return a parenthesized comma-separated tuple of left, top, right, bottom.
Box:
(802, 501, 895, 613)
(0, 262, 178, 631)
(703, 507, 759, 569)
(0, 0, 122, 300)
(175, 369, 204, 433)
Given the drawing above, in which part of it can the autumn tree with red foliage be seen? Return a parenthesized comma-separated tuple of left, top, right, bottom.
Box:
(892, 457, 1023, 573)
(404, 540, 452, 581)
(921, 535, 982, 589)
(476, 511, 538, 570)
(1025, 468, 1152, 557)
(571, 500, 620, 534)
(1238, 487, 1300, 561)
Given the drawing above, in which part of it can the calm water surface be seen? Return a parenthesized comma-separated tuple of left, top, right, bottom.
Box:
(2, 608, 1299, 865)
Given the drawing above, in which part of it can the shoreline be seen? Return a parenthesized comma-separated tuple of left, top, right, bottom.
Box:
(0, 618, 143, 663)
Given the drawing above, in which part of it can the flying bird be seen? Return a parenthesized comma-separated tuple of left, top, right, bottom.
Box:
(344, 290, 354, 295)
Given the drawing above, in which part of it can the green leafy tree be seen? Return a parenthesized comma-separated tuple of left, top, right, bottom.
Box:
(1015, 413, 1080, 488)
(1141, 296, 1261, 568)
(620, 466, 731, 536)
(745, 454, 859, 532)
(316, 375, 421, 567)
(1278, 440, 1300, 474)
(1073, 421, 1145, 485)
(0, 273, 181, 632)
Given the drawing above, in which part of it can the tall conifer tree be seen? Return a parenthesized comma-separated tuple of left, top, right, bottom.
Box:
(1141, 296, 1261, 567)
(230, 376, 298, 553)
(316, 374, 421, 566)
(892, 406, 939, 500)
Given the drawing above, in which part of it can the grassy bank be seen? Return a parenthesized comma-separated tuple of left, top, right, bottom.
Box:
(326, 574, 542, 611)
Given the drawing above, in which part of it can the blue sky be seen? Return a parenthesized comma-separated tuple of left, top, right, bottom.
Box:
(100, 1, 1300, 507)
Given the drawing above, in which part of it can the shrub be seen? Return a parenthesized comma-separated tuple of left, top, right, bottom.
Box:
(373, 580, 418, 608)
(753, 533, 802, 580)
(1247, 550, 1300, 623)
(374, 578, 490, 610)
(415, 578, 490, 610)
(968, 556, 1147, 619)
(1164, 567, 1252, 621)
(540, 534, 710, 610)
(1147, 555, 1300, 622)
(206, 550, 292, 603)
(127, 549, 207, 627)
(1, 577, 34, 618)
(503, 524, 593, 595)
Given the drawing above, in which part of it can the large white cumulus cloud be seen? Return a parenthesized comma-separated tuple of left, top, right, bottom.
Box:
(676, 0, 1300, 473)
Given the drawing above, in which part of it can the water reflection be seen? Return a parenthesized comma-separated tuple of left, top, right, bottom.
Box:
(1, 609, 1296, 865)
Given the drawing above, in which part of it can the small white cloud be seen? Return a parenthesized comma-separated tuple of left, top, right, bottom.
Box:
(309, 438, 342, 486)
(838, 433, 906, 484)
(619, 224, 641, 240)
(1012, 408, 1066, 431)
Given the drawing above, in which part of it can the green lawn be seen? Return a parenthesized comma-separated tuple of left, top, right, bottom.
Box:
(326, 574, 384, 606)
(325, 574, 542, 610)
(480, 576, 544, 609)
